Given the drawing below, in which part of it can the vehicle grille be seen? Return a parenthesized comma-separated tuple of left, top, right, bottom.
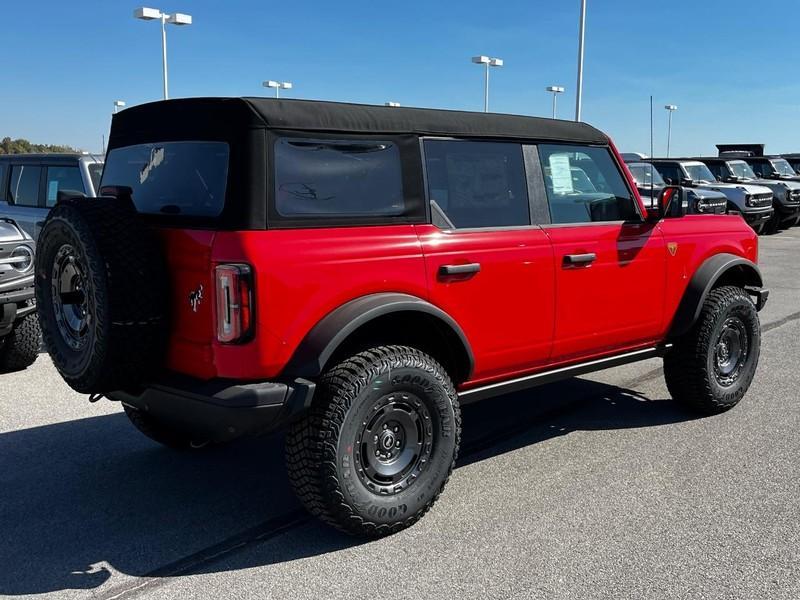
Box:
(750, 193, 772, 207)
(791, 190, 800, 203)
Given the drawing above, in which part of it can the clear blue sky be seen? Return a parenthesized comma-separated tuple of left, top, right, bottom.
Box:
(2, 0, 798, 156)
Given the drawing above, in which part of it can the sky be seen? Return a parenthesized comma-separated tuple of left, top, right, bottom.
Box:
(2, 0, 799, 156)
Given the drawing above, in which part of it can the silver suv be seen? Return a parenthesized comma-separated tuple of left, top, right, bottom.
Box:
(0, 153, 103, 239)
(648, 159, 773, 232)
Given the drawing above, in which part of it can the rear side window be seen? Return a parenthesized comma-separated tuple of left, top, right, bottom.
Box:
(0, 164, 6, 201)
(46, 166, 85, 207)
(423, 140, 530, 229)
(100, 141, 229, 217)
(9, 165, 41, 207)
(273, 138, 404, 219)
(538, 145, 638, 224)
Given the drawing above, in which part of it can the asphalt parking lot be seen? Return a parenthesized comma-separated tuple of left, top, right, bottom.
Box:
(2, 228, 799, 600)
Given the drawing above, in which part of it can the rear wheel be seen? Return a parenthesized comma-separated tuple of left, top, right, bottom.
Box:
(664, 286, 760, 414)
(0, 313, 40, 373)
(286, 346, 461, 537)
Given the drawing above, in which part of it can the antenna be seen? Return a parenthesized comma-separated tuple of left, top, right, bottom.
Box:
(650, 95, 654, 206)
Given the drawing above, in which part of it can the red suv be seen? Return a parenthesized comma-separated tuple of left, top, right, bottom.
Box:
(35, 98, 768, 537)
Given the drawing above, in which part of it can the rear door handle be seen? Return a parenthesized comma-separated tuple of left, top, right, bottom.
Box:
(438, 263, 481, 277)
(562, 253, 597, 267)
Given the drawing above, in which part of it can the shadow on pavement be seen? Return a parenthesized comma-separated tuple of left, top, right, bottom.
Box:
(0, 376, 697, 596)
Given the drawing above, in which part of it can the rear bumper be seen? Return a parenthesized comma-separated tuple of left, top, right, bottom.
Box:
(109, 375, 316, 443)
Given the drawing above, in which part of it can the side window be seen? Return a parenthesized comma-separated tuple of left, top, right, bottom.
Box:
(423, 140, 530, 229)
(538, 144, 638, 225)
(706, 164, 723, 181)
(273, 138, 404, 220)
(0, 164, 7, 201)
(751, 162, 767, 178)
(45, 166, 85, 207)
(655, 164, 681, 185)
(8, 165, 42, 207)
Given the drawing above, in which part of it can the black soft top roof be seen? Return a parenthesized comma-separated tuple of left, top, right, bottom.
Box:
(108, 97, 608, 149)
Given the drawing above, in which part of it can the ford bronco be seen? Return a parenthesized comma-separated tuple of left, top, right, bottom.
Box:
(35, 98, 768, 537)
(0, 218, 39, 371)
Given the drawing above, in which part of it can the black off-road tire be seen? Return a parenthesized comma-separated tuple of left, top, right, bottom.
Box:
(35, 198, 168, 394)
(664, 286, 760, 414)
(123, 405, 209, 450)
(286, 346, 461, 537)
(0, 313, 41, 372)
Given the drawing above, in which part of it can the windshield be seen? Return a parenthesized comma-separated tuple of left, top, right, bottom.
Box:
(727, 161, 757, 179)
(87, 163, 103, 194)
(771, 158, 797, 176)
(684, 164, 717, 183)
(100, 141, 229, 217)
(626, 162, 665, 187)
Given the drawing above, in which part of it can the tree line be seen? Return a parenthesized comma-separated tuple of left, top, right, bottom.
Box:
(1, 137, 79, 155)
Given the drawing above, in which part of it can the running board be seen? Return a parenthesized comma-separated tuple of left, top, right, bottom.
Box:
(458, 346, 666, 404)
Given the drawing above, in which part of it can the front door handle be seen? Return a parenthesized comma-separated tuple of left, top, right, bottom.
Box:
(438, 263, 481, 278)
(562, 253, 597, 267)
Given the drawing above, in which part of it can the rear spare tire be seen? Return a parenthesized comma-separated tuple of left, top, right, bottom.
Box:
(35, 198, 168, 393)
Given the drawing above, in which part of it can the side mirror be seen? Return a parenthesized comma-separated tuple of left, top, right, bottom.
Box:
(647, 185, 683, 221)
(680, 178, 694, 187)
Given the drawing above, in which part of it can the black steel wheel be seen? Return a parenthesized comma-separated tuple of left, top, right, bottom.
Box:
(286, 345, 461, 537)
(51, 244, 92, 351)
(664, 286, 760, 414)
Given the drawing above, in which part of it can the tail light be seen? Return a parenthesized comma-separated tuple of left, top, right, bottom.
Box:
(215, 264, 253, 343)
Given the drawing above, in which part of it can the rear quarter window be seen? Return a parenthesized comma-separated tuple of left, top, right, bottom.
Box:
(100, 141, 229, 217)
(272, 138, 405, 223)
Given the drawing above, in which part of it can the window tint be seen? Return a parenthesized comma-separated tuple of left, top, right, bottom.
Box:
(705, 163, 724, 181)
(653, 163, 682, 185)
(9, 165, 41, 207)
(87, 163, 103, 193)
(538, 145, 638, 224)
(101, 141, 229, 217)
(274, 138, 404, 219)
(423, 140, 529, 229)
(46, 166, 85, 207)
(0, 164, 6, 201)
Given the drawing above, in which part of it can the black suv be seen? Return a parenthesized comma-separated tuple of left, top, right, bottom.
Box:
(0, 218, 39, 371)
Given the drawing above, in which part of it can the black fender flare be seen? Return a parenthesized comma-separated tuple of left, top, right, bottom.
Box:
(668, 253, 763, 339)
(282, 293, 475, 380)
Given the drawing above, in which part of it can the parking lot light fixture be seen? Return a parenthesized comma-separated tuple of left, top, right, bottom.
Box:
(263, 80, 293, 98)
(113, 100, 126, 114)
(133, 7, 193, 101)
(385, 102, 400, 107)
(665, 104, 678, 157)
(471, 55, 503, 113)
(546, 86, 565, 119)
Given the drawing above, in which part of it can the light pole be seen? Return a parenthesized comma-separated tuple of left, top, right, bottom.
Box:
(471, 55, 503, 113)
(665, 104, 678, 157)
(575, 0, 587, 121)
(134, 7, 193, 100)
(546, 86, 565, 119)
(113, 100, 126, 114)
(263, 80, 293, 98)
(385, 101, 400, 107)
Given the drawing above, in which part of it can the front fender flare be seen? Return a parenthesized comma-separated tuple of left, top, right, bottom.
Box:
(282, 293, 475, 380)
(668, 253, 763, 339)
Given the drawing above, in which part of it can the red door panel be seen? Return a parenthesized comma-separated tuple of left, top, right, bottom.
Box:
(545, 222, 666, 361)
(415, 224, 555, 383)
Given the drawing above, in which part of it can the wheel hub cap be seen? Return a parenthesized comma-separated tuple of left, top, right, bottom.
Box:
(713, 316, 749, 387)
(354, 393, 433, 495)
(51, 245, 91, 350)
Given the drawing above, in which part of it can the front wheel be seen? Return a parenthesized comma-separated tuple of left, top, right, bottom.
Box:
(286, 346, 461, 537)
(664, 286, 761, 414)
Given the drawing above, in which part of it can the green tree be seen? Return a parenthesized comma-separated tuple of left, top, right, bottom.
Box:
(0, 137, 79, 155)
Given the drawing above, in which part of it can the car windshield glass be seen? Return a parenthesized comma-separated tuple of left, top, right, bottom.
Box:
(100, 141, 229, 217)
(771, 159, 796, 176)
(728, 161, 757, 179)
(683, 164, 716, 183)
(87, 163, 103, 193)
(627, 163, 665, 187)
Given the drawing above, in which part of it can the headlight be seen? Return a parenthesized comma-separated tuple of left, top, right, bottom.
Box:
(9, 245, 34, 272)
(745, 194, 754, 207)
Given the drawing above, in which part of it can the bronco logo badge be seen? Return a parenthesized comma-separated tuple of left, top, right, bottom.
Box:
(188, 284, 204, 312)
(667, 242, 678, 256)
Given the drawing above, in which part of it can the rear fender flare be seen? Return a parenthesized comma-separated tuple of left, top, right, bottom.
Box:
(282, 293, 474, 381)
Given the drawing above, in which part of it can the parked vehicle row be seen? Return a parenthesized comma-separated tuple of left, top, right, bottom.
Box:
(28, 97, 768, 537)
